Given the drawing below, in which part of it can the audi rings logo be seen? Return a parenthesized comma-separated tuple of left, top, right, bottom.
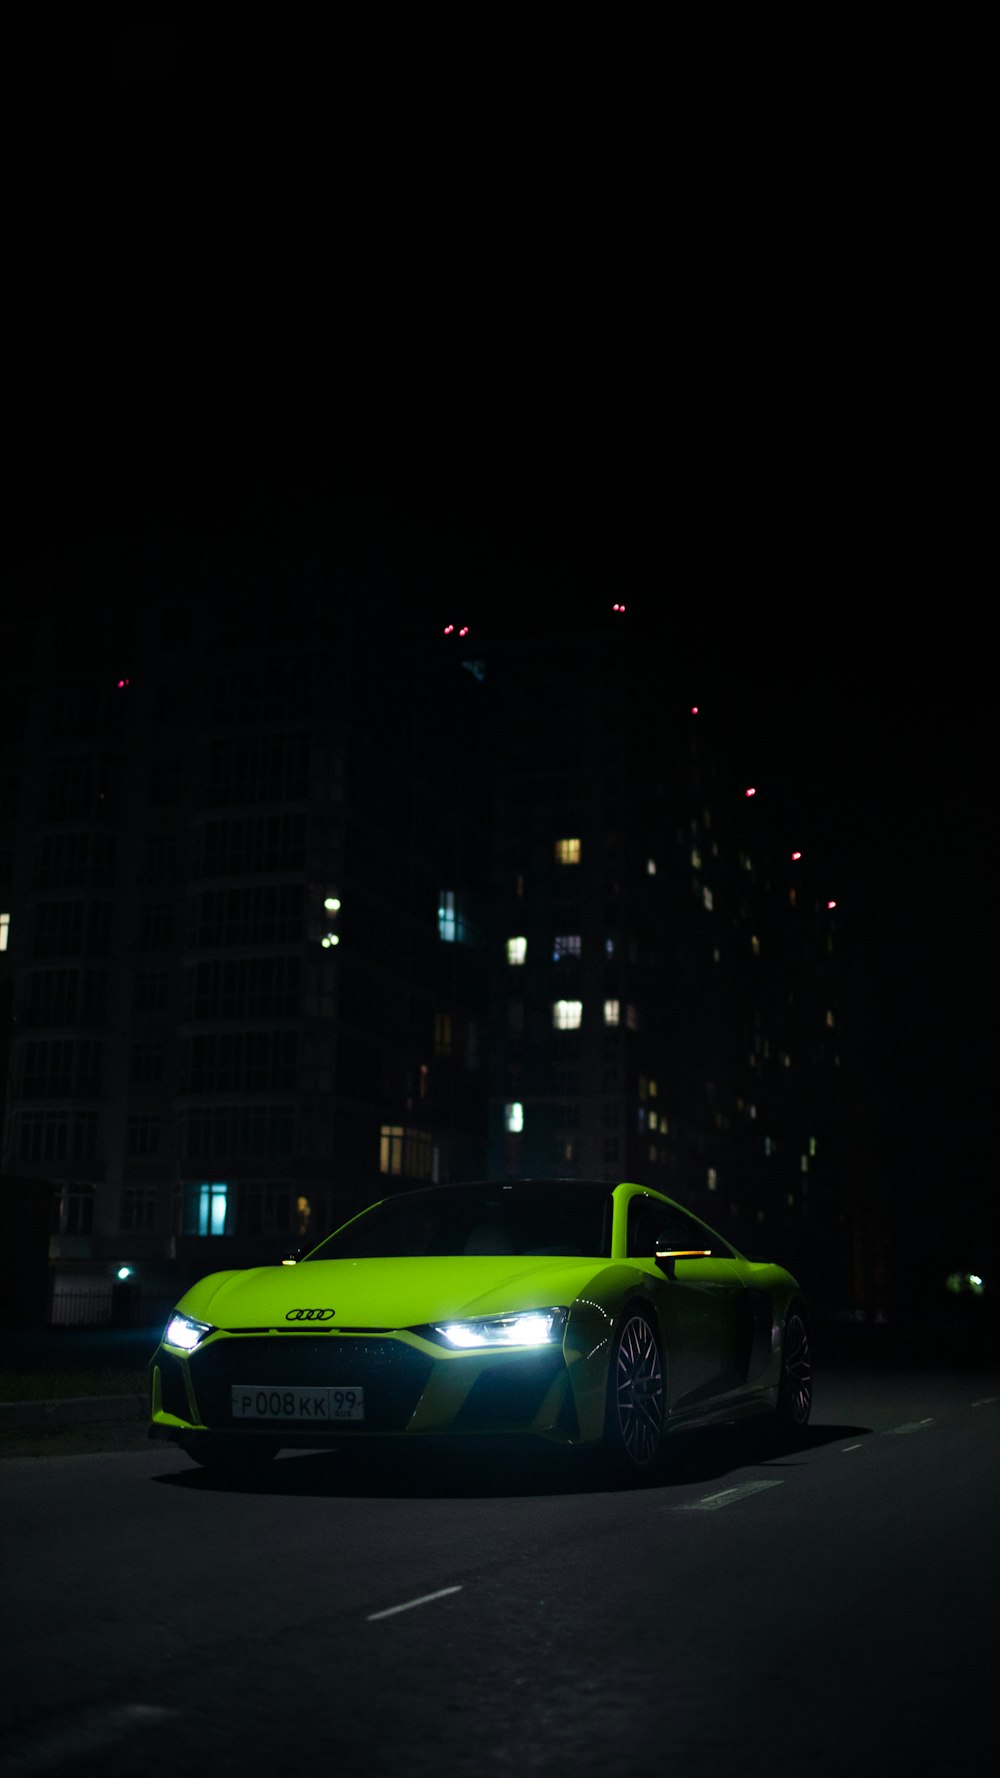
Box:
(285, 1307, 336, 1322)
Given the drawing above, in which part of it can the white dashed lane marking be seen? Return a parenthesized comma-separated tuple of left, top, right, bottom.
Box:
(971, 1397, 996, 1408)
(885, 1418, 934, 1436)
(674, 1479, 784, 1512)
(367, 1585, 463, 1622)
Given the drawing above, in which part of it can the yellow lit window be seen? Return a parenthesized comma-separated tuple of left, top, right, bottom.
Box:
(507, 936, 527, 965)
(555, 838, 581, 865)
(552, 999, 583, 1030)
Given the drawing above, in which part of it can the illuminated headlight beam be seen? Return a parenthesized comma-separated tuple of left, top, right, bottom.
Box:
(433, 1308, 567, 1350)
(163, 1313, 215, 1352)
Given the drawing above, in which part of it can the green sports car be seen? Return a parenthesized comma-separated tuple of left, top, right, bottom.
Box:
(149, 1178, 812, 1477)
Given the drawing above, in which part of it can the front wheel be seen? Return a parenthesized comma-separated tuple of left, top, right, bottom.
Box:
(603, 1307, 666, 1478)
(775, 1310, 812, 1431)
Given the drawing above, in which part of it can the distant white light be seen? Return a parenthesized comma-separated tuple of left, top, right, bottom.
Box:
(324, 897, 341, 912)
(116, 1266, 133, 1281)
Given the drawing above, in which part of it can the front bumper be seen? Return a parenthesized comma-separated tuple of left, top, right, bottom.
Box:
(149, 1327, 588, 1446)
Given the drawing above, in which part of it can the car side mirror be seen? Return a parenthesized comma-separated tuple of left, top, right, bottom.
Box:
(654, 1247, 712, 1275)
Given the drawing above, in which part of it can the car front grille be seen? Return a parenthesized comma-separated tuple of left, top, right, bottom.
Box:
(189, 1334, 434, 1432)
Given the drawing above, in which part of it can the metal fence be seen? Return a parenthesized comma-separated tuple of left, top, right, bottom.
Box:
(49, 1289, 177, 1330)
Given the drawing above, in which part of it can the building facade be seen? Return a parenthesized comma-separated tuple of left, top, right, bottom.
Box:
(0, 573, 849, 1319)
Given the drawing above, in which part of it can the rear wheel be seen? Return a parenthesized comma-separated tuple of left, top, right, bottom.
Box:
(775, 1310, 812, 1431)
(603, 1307, 666, 1478)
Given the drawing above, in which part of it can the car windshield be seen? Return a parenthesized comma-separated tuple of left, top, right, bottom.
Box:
(304, 1180, 614, 1261)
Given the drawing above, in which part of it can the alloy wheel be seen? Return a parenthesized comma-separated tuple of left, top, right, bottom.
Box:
(613, 1312, 665, 1467)
(781, 1312, 812, 1427)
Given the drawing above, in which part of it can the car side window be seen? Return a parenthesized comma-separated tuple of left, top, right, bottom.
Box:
(627, 1196, 716, 1259)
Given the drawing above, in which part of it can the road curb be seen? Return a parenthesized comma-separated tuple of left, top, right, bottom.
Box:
(0, 1393, 146, 1429)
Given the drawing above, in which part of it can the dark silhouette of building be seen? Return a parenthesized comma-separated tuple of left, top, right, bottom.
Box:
(0, 558, 851, 1320)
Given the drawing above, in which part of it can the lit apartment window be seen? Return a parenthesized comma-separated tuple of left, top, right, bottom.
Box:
(438, 891, 462, 942)
(751, 934, 761, 956)
(379, 1125, 433, 1180)
(626, 1005, 639, 1030)
(646, 858, 657, 876)
(552, 999, 583, 1030)
(504, 1102, 524, 1133)
(603, 999, 620, 1027)
(554, 838, 581, 865)
(184, 1182, 229, 1237)
(0, 912, 9, 952)
(553, 934, 581, 961)
(507, 936, 527, 965)
(703, 887, 713, 911)
(707, 1167, 718, 1192)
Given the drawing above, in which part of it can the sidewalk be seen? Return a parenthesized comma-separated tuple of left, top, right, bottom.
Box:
(0, 1324, 160, 1430)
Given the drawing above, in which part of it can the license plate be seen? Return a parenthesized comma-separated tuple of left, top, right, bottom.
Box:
(231, 1386, 365, 1423)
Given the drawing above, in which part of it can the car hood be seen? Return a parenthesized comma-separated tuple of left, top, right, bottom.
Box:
(174, 1255, 607, 1331)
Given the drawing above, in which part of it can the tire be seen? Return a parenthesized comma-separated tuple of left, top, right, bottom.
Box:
(603, 1306, 666, 1478)
(775, 1309, 812, 1431)
(180, 1435, 279, 1471)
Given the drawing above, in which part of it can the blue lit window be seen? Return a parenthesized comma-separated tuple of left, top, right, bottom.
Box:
(185, 1182, 229, 1236)
(438, 892, 470, 944)
(553, 934, 581, 961)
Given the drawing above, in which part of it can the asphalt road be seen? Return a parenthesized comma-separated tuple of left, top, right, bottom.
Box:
(2, 1363, 997, 1778)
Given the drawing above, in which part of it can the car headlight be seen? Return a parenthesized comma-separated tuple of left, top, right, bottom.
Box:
(163, 1312, 215, 1352)
(432, 1308, 567, 1350)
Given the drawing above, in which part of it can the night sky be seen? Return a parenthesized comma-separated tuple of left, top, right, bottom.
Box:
(5, 27, 996, 1305)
